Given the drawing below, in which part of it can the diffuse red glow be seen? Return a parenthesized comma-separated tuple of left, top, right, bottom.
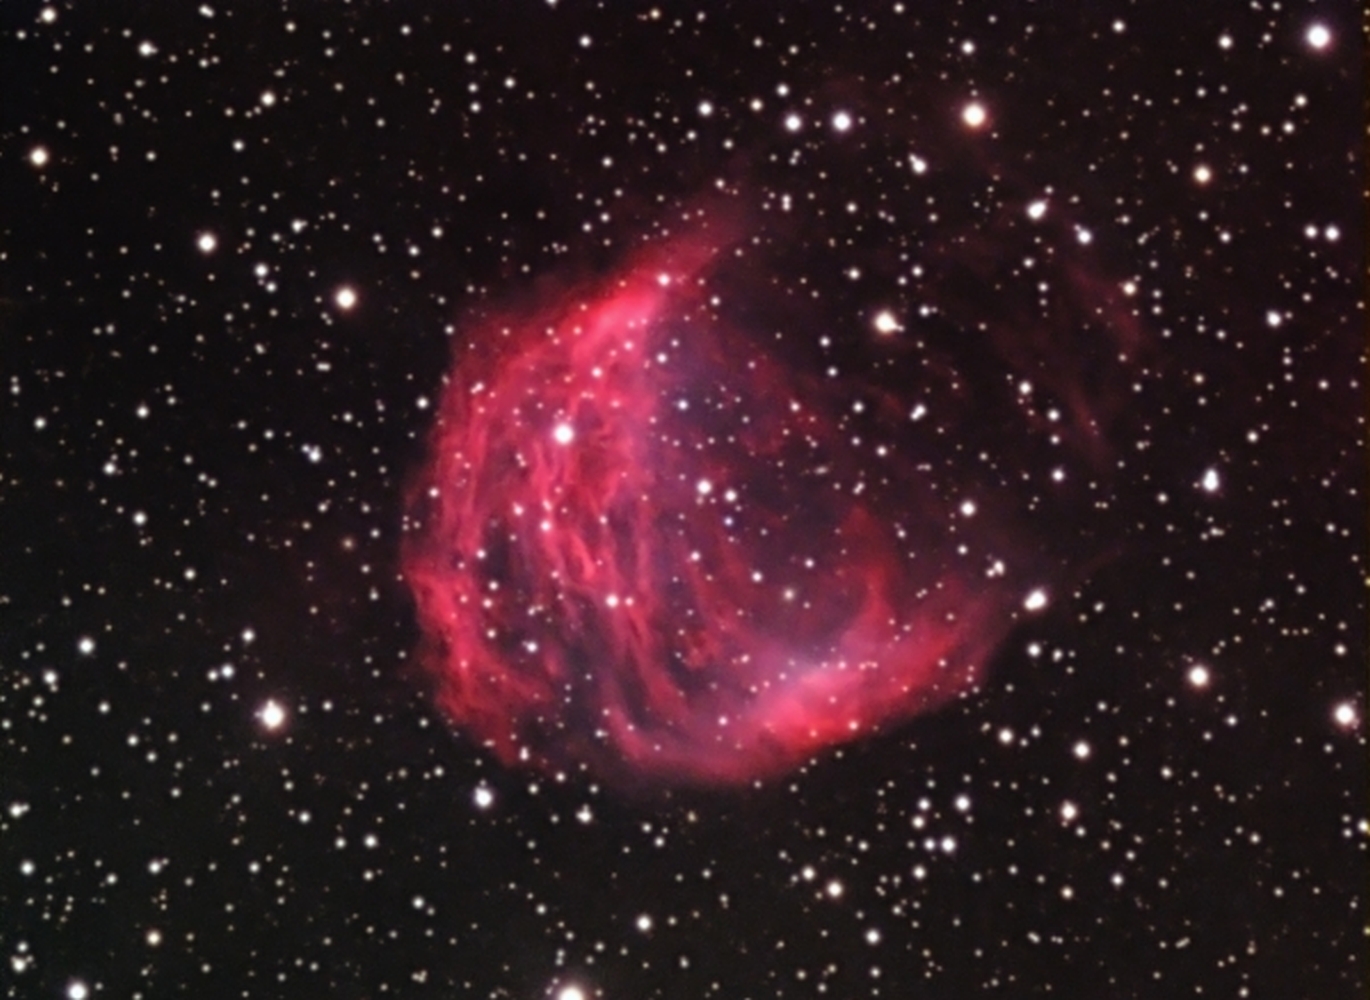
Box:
(403, 231, 1029, 787)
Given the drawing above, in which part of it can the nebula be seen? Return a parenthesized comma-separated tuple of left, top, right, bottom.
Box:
(402, 221, 1058, 788)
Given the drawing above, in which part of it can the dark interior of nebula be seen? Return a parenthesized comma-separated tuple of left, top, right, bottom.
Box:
(402, 175, 1141, 789)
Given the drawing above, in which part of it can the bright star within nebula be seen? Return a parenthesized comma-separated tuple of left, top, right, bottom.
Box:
(404, 221, 1059, 788)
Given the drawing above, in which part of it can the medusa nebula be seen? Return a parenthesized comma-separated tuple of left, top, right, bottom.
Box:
(403, 223, 1059, 787)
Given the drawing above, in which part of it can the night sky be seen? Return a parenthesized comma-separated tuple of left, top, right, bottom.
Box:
(2, 3, 1365, 998)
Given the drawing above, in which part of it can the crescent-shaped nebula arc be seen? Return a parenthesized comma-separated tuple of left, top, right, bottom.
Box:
(402, 220, 1050, 788)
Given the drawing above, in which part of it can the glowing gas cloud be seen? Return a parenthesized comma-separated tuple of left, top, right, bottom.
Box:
(404, 223, 1053, 787)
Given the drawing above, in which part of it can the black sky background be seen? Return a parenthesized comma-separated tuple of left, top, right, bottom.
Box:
(1, 2, 1364, 998)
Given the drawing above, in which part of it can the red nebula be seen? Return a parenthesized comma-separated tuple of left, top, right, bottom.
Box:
(403, 228, 1032, 787)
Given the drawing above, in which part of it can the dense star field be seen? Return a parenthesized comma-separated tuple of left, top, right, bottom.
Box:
(1, 3, 1364, 998)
